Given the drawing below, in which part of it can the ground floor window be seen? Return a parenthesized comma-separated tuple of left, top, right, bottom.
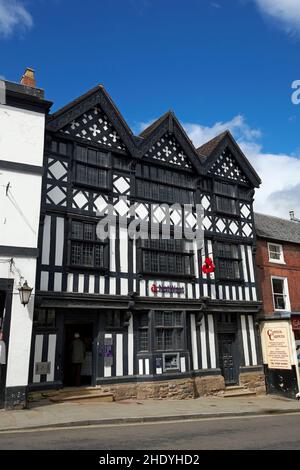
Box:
(154, 311, 184, 351)
(137, 310, 185, 353)
(138, 313, 149, 351)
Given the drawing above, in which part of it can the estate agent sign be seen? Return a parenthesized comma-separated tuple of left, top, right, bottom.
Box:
(261, 321, 293, 370)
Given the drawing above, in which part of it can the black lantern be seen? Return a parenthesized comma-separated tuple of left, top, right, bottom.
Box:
(18, 281, 33, 307)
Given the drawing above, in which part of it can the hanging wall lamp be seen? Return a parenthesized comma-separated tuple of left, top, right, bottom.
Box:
(18, 281, 33, 307)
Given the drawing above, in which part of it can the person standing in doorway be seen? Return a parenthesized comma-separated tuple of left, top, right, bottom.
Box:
(70, 333, 86, 386)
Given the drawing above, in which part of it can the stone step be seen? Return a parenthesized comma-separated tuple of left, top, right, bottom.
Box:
(49, 391, 114, 403)
(223, 390, 256, 398)
(225, 385, 245, 391)
(45, 387, 99, 398)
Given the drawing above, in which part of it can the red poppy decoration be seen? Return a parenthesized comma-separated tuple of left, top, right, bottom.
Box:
(202, 257, 215, 274)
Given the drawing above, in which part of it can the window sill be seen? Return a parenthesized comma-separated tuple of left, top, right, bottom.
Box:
(215, 210, 239, 218)
(268, 259, 286, 265)
(73, 182, 110, 192)
(141, 272, 195, 281)
(217, 278, 244, 284)
(67, 265, 109, 273)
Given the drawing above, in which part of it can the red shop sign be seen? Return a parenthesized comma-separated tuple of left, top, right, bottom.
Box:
(292, 318, 300, 331)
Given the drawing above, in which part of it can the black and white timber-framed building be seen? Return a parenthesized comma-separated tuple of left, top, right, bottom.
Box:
(29, 85, 264, 399)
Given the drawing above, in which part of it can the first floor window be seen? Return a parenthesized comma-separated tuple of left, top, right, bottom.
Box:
(136, 179, 194, 204)
(216, 242, 241, 280)
(154, 311, 184, 351)
(141, 239, 193, 276)
(268, 243, 284, 263)
(70, 220, 107, 269)
(272, 278, 290, 310)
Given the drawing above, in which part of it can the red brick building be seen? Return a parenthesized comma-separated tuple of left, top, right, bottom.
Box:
(255, 212, 300, 398)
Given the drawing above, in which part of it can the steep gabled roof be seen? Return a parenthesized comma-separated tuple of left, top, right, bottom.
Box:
(138, 110, 204, 174)
(254, 213, 300, 244)
(139, 112, 170, 139)
(199, 130, 261, 187)
(47, 84, 138, 156)
(197, 131, 227, 158)
(44, 84, 262, 185)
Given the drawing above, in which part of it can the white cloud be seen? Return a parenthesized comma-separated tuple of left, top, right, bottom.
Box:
(183, 116, 300, 219)
(252, 0, 300, 35)
(184, 115, 262, 148)
(239, 141, 300, 218)
(136, 113, 300, 219)
(0, 0, 33, 38)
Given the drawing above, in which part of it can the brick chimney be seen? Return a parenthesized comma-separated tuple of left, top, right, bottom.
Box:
(20, 67, 36, 88)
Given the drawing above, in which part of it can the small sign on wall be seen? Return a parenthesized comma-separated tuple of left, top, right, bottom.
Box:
(262, 323, 293, 370)
(104, 336, 113, 367)
(292, 318, 300, 331)
(35, 362, 51, 375)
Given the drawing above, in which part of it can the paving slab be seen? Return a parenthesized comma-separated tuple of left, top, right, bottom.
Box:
(0, 395, 300, 432)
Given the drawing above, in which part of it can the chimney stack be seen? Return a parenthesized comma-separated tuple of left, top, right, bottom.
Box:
(289, 211, 295, 221)
(20, 67, 36, 88)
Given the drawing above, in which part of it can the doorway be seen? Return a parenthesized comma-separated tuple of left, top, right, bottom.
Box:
(0, 291, 6, 407)
(218, 333, 239, 385)
(63, 323, 93, 387)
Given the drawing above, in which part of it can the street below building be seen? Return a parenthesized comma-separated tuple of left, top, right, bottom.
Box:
(1, 413, 300, 450)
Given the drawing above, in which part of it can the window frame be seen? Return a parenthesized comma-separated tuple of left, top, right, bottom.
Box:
(140, 238, 194, 279)
(214, 180, 237, 198)
(73, 143, 112, 191)
(135, 163, 195, 205)
(68, 218, 109, 272)
(33, 309, 56, 330)
(268, 242, 285, 264)
(215, 241, 243, 282)
(271, 276, 291, 311)
(154, 311, 185, 352)
(50, 139, 68, 156)
(138, 313, 149, 352)
(215, 195, 238, 216)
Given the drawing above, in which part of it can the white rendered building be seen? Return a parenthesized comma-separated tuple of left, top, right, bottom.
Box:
(0, 70, 51, 408)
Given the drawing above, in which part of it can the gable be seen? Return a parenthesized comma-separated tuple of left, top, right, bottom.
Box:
(60, 105, 126, 151)
(144, 132, 192, 170)
(208, 147, 249, 185)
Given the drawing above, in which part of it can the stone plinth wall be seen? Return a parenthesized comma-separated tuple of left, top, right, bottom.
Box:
(194, 375, 225, 397)
(239, 371, 266, 395)
(97, 375, 226, 401)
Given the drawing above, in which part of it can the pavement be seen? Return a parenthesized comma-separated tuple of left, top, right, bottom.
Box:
(1, 394, 300, 432)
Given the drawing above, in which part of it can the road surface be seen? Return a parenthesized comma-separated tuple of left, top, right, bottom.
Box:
(0, 413, 300, 450)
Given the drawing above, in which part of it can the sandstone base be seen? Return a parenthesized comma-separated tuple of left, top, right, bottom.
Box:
(95, 375, 226, 401)
(94, 371, 265, 401)
(195, 375, 225, 397)
(239, 371, 266, 395)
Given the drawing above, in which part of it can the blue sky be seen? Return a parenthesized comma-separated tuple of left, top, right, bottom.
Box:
(1, 0, 300, 217)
